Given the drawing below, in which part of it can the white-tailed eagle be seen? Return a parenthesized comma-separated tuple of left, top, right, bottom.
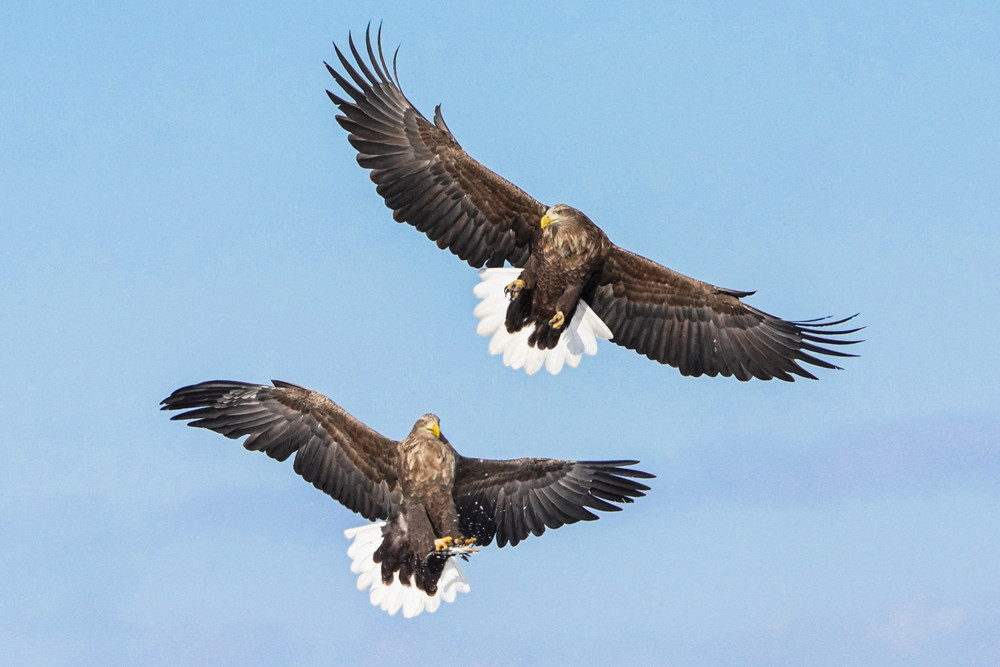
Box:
(161, 380, 652, 617)
(326, 27, 861, 378)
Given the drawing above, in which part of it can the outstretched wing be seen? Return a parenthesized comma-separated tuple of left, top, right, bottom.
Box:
(588, 247, 862, 381)
(326, 25, 546, 268)
(161, 380, 400, 521)
(452, 457, 653, 547)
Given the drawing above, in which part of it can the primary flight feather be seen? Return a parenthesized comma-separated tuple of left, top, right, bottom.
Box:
(327, 26, 861, 380)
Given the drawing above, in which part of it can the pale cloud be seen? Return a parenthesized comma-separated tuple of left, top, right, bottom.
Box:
(871, 598, 966, 656)
(666, 413, 1000, 505)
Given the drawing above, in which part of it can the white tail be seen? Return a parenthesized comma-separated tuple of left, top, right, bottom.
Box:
(473, 268, 613, 375)
(344, 523, 470, 618)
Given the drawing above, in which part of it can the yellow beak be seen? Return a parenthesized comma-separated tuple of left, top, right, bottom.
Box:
(427, 422, 440, 438)
(540, 213, 552, 228)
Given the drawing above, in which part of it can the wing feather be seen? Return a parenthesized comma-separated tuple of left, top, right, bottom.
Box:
(452, 457, 653, 548)
(326, 26, 545, 268)
(161, 380, 400, 521)
(590, 247, 862, 381)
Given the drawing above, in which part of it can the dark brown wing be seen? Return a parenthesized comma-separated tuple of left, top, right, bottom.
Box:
(326, 25, 546, 268)
(588, 247, 862, 381)
(452, 457, 653, 547)
(161, 380, 400, 521)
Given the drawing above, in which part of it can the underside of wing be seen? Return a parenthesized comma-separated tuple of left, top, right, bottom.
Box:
(161, 380, 400, 521)
(589, 247, 862, 381)
(326, 25, 546, 268)
(453, 457, 653, 547)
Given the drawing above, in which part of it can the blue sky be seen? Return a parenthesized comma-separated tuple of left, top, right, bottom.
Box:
(3, 2, 999, 665)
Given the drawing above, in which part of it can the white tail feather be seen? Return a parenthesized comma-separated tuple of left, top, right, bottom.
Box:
(473, 268, 612, 375)
(344, 522, 470, 618)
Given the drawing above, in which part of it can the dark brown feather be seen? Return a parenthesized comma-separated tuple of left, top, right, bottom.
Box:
(326, 26, 545, 268)
(589, 247, 862, 381)
(161, 380, 400, 521)
(453, 457, 653, 547)
(504, 205, 611, 349)
(374, 498, 451, 595)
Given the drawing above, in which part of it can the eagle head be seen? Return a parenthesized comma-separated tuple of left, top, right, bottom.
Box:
(540, 204, 575, 228)
(540, 203, 594, 231)
(416, 413, 441, 438)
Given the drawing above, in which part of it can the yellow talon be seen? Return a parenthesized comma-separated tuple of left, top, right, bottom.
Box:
(504, 279, 526, 300)
(434, 536, 454, 551)
(548, 311, 565, 329)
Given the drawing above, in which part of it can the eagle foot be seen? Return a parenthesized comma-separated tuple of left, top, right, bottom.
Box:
(504, 279, 526, 300)
(548, 310, 566, 329)
(433, 536, 479, 556)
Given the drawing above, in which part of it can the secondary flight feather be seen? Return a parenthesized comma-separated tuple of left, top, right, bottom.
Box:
(162, 380, 652, 618)
(326, 26, 861, 379)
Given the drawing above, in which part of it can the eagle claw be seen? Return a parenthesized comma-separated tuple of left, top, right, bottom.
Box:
(548, 311, 566, 329)
(434, 536, 479, 556)
(504, 279, 526, 300)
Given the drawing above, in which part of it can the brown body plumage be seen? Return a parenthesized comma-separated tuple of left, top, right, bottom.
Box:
(506, 204, 612, 349)
(161, 380, 652, 600)
(397, 414, 459, 539)
(327, 27, 862, 381)
(375, 414, 460, 595)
